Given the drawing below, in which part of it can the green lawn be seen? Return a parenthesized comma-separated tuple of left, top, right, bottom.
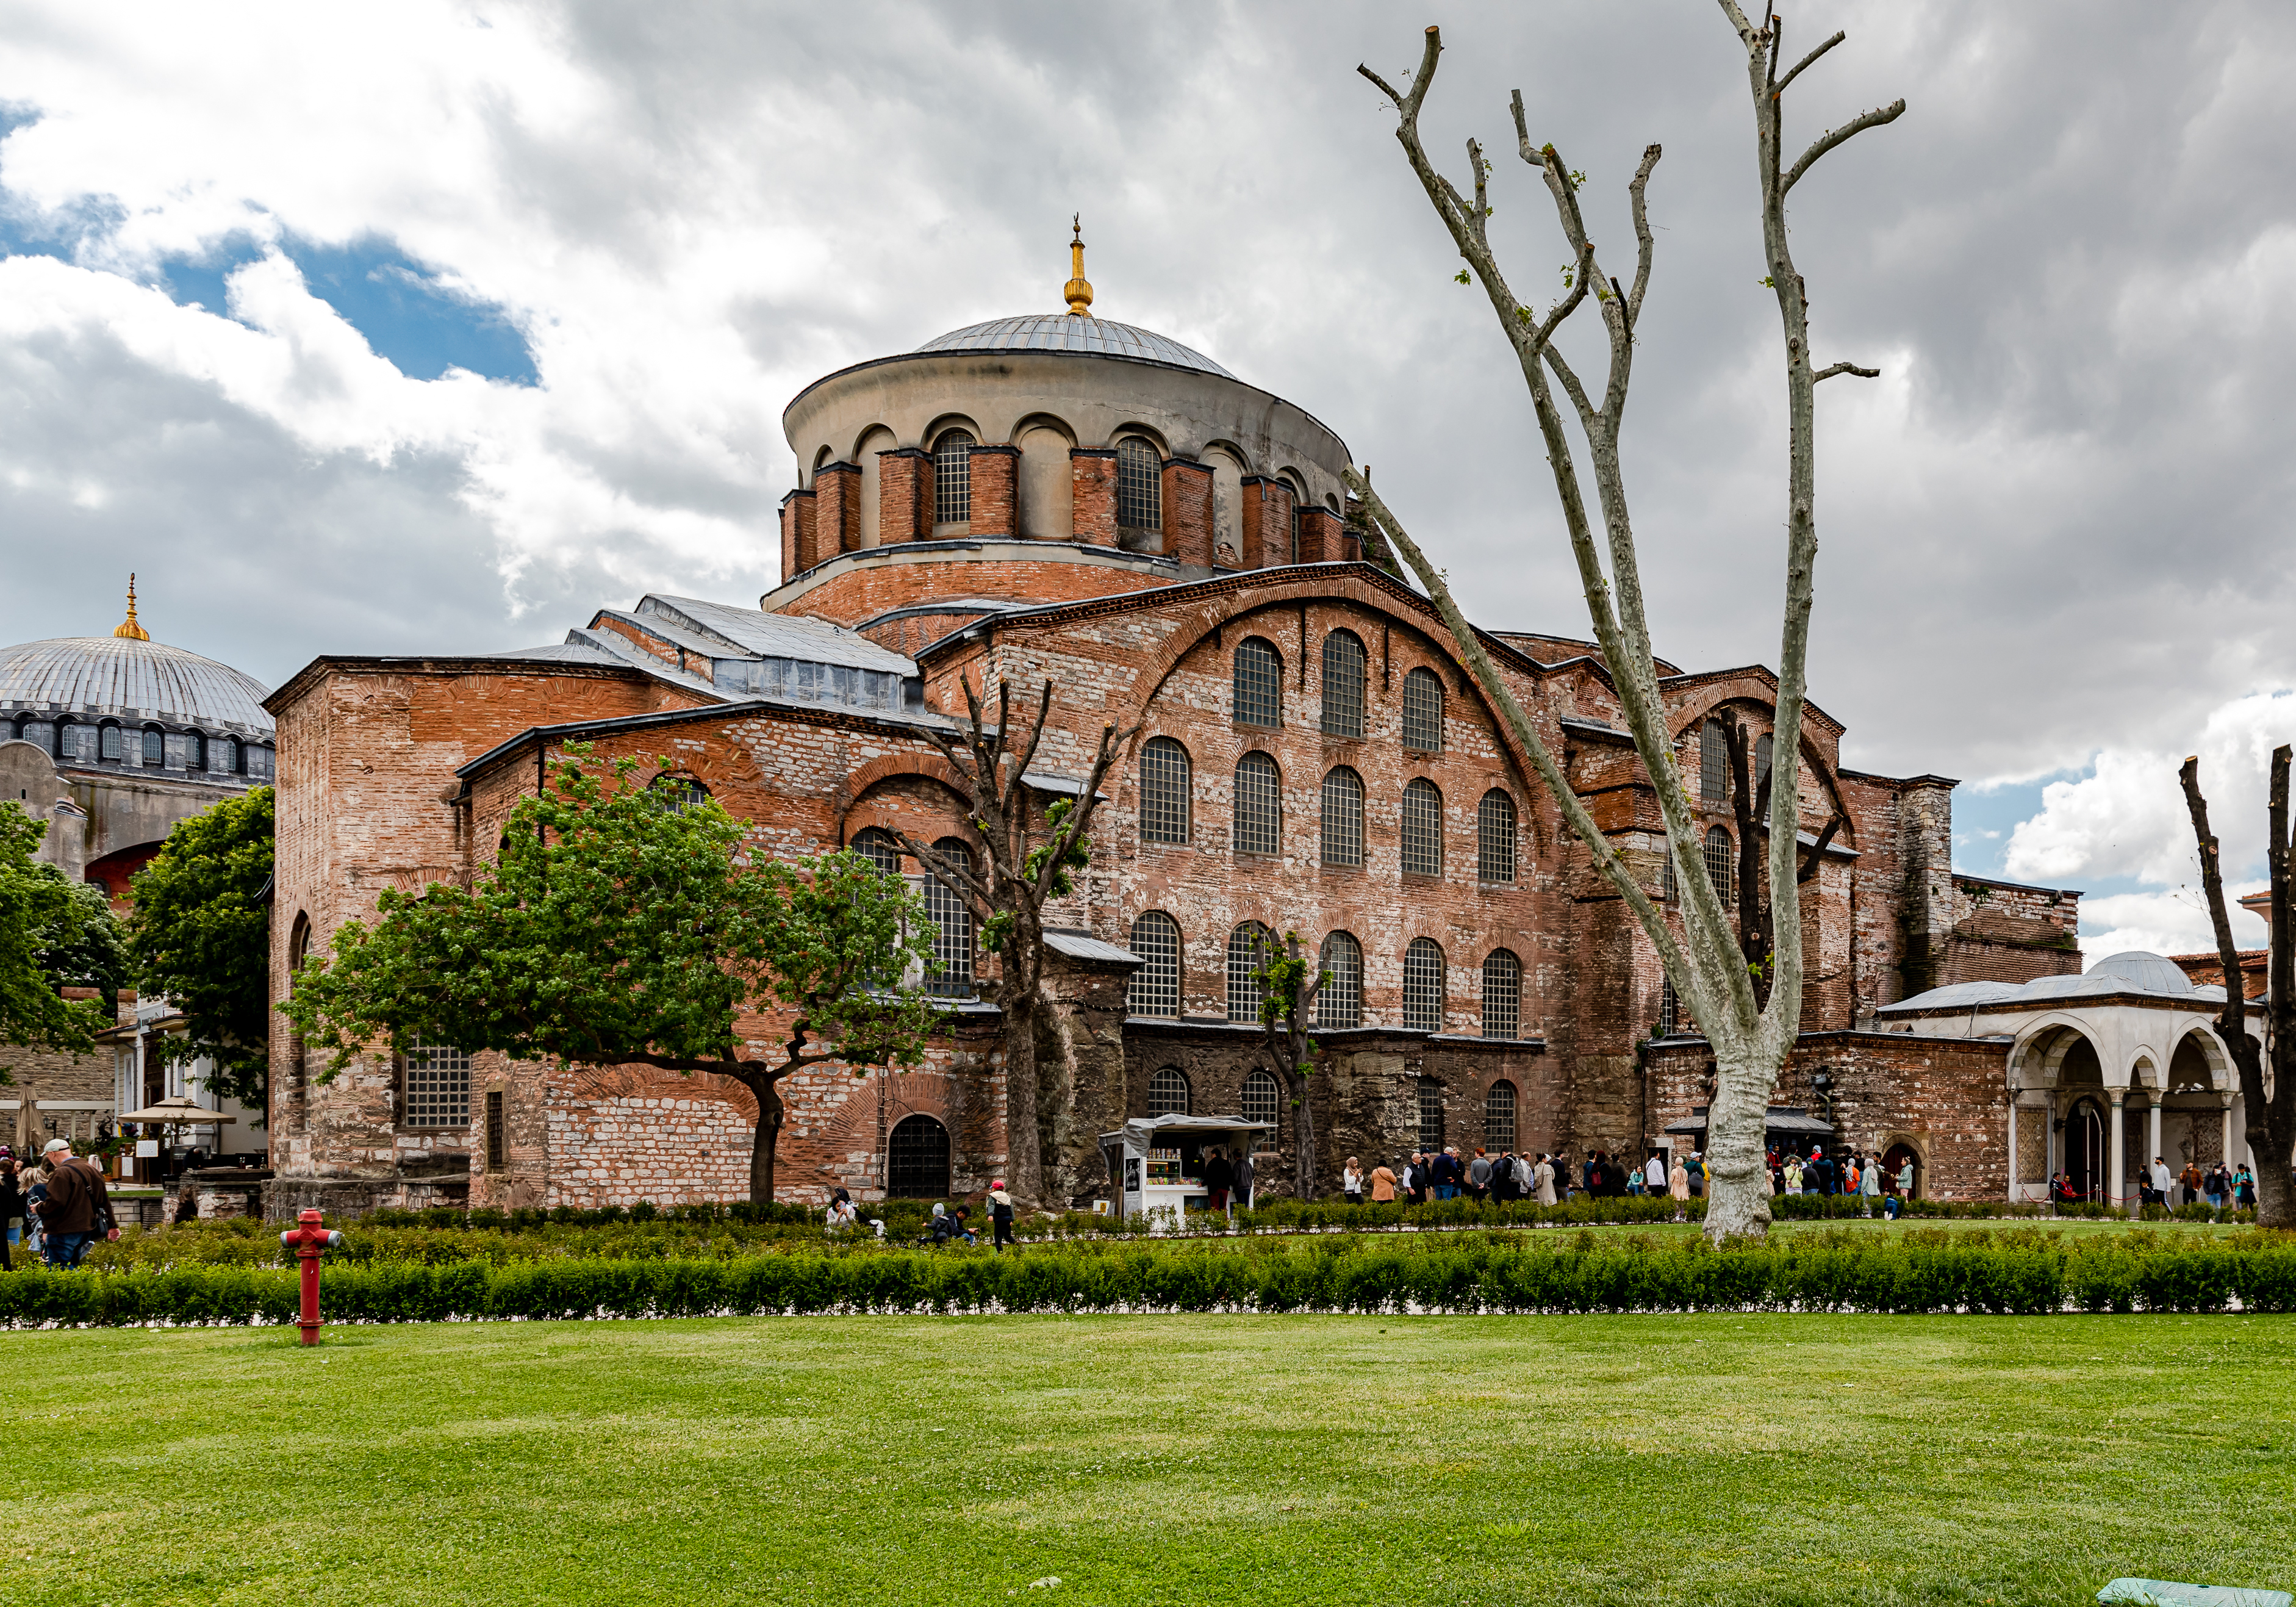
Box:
(8, 1314, 2292, 1606)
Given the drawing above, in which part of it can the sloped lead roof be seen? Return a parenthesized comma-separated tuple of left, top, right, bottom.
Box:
(915, 315, 1235, 379)
(636, 596, 914, 674)
(1882, 950, 2225, 1013)
(0, 636, 273, 734)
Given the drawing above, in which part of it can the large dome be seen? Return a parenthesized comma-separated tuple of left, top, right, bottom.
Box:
(0, 635, 273, 735)
(914, 315, 1235, 379)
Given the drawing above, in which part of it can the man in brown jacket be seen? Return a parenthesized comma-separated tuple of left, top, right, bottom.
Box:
(32, 1139, 117, 1268)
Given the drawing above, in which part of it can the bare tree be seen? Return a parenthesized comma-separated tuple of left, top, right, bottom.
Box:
(2179, 746, 2295, 1228)
(1250, 929, 1329, 1202)
(899, 676, 1135, 1207)
(1349, 14, 1900, 1239)
(1721, 717, 1839, 1008)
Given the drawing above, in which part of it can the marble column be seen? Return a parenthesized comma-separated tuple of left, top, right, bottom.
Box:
(2007, 1100, 2020, 1203)
(2222, 1095, 2236, 1171)
(2110, 1091, 2129, 1215)
(2147, 1102, 2163, 1182)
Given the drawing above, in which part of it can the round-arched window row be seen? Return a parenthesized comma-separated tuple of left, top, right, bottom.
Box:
(7, 713, 271, 779)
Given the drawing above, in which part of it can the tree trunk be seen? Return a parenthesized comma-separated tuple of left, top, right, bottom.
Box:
(1288, 1062, 1319, 1203)
(745, 1073, 783, 1206)
(1701, 1045, 1775, 1238)
(997, 981, 1047, 1206)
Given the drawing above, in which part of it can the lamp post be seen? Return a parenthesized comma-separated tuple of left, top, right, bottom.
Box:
(278, 1208, 343, 1345)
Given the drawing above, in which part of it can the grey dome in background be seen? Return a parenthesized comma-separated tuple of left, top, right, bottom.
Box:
(2084, 951, 2195, 996)
(916, 315, 1236, 380)
(0, 636, 274, 735)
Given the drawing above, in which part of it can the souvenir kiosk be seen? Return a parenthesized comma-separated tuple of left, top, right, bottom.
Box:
(1100, 1113, 1277, 1226)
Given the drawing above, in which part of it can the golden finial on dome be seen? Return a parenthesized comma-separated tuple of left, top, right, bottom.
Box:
(113, 573, 150, 641)
(1063, 214, 1093, 317)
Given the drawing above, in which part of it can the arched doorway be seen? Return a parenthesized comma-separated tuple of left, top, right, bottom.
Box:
(1881, 1142, 1923, 1199)
(886, 1114, 951, 1199)
(2064, 1099, 2108, 1202)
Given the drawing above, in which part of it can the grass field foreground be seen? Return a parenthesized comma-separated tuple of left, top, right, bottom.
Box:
(5, 1313, 2293, 1606)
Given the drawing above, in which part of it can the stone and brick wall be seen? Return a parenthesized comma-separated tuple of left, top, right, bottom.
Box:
(1161, 458, 1213, 567)
(1940, 875, 2083, 988)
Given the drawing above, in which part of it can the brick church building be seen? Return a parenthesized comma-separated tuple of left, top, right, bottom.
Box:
(264, 241, 2098, 1217)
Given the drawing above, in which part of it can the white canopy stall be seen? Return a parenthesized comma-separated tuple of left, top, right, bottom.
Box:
(1100, 1113, 1275, 1226)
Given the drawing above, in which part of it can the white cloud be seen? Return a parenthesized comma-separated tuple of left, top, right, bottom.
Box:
(2076, 885, 2268, 962)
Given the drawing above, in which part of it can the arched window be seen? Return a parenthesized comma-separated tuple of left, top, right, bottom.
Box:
(1416, 1077, 1446, 1151)
(1321, 629, 1367, 738)
(1227, 921, 1271, 1023)
(1316, 931, 1363, 1029)
(925, 838, 974, 997)
(1477, 789, 1516, 883)
(1401, 778, 1443, 877)
(1127, 911, 1181, 1017)
(1139, 736, 1191, 844)
(1403, 937, 1445, 1032)
(1232, 636, 1282, 727)
(1116, 437, 1161, 531)
(886, 1113, 952, 1198)
(163, 730, 202, 771)
(850, 826, 902, 874)
(1147, 1065, 1191, 1118)
(1704, 825, 1735, 904)
(1485, 1079, 1518, 1151)
(1402, 667, 1444, 752)
(1482, 949, 1521, 1040)
(649, 775, 711, 814)
(1319, 766, 1364, 868)
(1701, 719, 1729, 802)
(1756, 733, 1774, 796)
(933, 429, 975, 527)
(1233, 752, 1281, 857)
(207, 733, 237, 774)
(57, 720, 97, 763)
(1657, 973, 1680, 1037)
(1241, 1068, 1281, 1132)
(99, 722, 123, 762)
(141, 726, 164, 767)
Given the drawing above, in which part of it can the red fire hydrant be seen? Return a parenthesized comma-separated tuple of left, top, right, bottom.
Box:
(278, 1208, 345, 1346)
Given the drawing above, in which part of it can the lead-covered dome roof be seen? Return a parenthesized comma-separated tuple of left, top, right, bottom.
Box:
(0, 636, 274, 735)
(915, 315, 1236, 379)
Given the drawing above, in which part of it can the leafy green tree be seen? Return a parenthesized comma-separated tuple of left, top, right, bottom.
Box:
(0, 802, 115, 1080)
(127, 785, 274, 1117)
(1250, 929, 1329, 1203)
(280, 750, 941, 1203)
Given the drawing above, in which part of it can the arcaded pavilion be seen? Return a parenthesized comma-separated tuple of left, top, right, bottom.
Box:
(262, 237, 2125, 1219)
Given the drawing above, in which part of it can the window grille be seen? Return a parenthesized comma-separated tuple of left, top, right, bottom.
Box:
(1127, 911, 1182, 1016)
(484, 1090, 505, 1171)
(1756, 733, 1774, 796)
(207, 734, 235, 773)
(1477, 789, 1516, 883)
(1227, 922, 1271, 1023)
(1482, 949, 1521, 1039)
(1320, 766, 1364, 868)
(933, 430, 975, 526)
(1416, 1077, 1446, 1152)
(925, 839, 974, 997)
(401, 1040, 471, 1129)
(1320, 630, 1367, 738)
(1662, 843, 1679, 902)
(1704, 825, 1735, 905)
(1403, 938, 1444, 1032)
(100, 724, 123, 761)
(1657, 974, 1680, 1037)
(1241, 1068, 1281, 1132)
(650, 775, 710, 814)
(1401, 778, 1443, 877)
(1147, 1066, 1191, 1118)
(142, 727, 163, 766)
(887, 1113, 952, 1198)
(1232, 636, 1282, 727)
(1316, 931, 1363, 1029)
(16, 719, 52, 754)
(59, 723, 98, 763)
(1485, 1079, 1517, 1151)
(1701, 719, 1728, 802)
(1402, 667, 1444, 752)
(1233, 751, 1281, 857)
(1116, 437, 1161, 531)
(1139, 736, 1191, 844)
(850, 826, 902, 875)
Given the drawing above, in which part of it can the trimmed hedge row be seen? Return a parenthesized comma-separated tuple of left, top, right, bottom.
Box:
(10, 1229, 2296, 1325)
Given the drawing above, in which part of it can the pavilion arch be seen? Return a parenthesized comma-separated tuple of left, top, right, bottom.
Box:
(2007, 1017, 2111, 1092)
(2169, 1027, 2233, 1093)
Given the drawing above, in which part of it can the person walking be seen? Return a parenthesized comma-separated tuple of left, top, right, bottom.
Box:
(1232, 1148, 1255, 1214)
(1891, 1154, 1915, 1217)
(1341, 1157, 1365, 1207)
(2178, 1160, 2203, 1210)
(0, 1153, 21, 1271)
(1467, 1149, 1493, 1203)
(31, 1139, 117, 1268)
(1861, 1149, 1882, 1217)
(1434, 1148, 1462, 1201)
(1203, 1146, 1233, 1214)
(1667, 1152, 1690, 1220)
(1534, 1153, 1557, 1207)
(1368, 1160, 1398, 1203)
(2148, 1157, 2173, 1210)
(987, 1179, 1016, 1253)
(2235, 1164, 2258, 1210)
(1645, 1152, 1665, 1195)
(1512, 1151, 1534, 1201)
(2206, 1163, 2230, 1211)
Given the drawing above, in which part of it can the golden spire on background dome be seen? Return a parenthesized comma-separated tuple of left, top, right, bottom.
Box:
(113, 573, 150, 641)
(1064, 214, 1093, 317)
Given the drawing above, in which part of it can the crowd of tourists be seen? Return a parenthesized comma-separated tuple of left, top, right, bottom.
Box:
(0, 1139, 121, 1268)
(2062, 1158, 2258, 1211)
(1336, 1146, 1698, 1210)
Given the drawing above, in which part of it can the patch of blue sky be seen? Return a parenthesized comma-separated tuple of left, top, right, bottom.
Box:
(1950, 771, 2068, 880)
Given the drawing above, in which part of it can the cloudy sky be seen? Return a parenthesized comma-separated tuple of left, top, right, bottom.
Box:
(3, 1, 2292, 955)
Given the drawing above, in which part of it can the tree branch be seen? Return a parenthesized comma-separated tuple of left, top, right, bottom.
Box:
(1813, 362, 1879, 383)
(1774, 30, 1843, 98)
(1783, 100, 1907, 196)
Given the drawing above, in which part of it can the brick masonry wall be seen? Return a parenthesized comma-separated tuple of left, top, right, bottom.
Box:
(1072, 450, 1118, 547)
(783, 554, 1181, 631)
(1940, 875, 2083, 988)
(815, 461, 861, 554)
(780, 490, 818, 577)
(878, 449, 927, 545)
(1162, 458, 1213, 568)
(1648, 1030, 2013, 1199)
(967, 445, 1018, 539)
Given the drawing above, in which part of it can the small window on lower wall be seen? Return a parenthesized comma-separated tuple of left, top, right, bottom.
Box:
(484, 1090, 505, 1171)
(1241, 1068, 1281, 1135)
(1485, 1079, 1517, 1151)
(402, 1040, 472, 1129)
(1482, 949, 1521, 1039)
(1147, 1066, 1191, 1118)
(1416, 1076, 1446, 1151)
